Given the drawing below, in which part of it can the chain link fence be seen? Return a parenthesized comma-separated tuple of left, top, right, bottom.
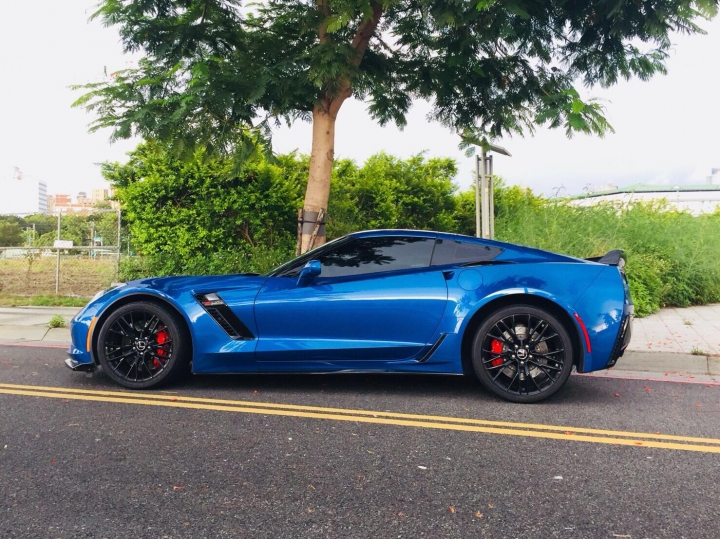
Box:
(0, 210, 124, 296)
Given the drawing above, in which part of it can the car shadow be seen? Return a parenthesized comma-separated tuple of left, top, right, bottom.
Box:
(84, 367, 611, 406)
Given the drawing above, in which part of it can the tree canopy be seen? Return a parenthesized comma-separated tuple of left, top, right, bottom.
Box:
(75, 0, 718, 250)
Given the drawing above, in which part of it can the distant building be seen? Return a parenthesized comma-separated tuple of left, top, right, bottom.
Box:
(91, 188, 111, 203)
(47, 189, 118, 214)
(572, 182, 720, 215)
(708, 168, 719, 185)
(0, 167, 47, 214)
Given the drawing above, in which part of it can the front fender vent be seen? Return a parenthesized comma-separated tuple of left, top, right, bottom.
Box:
(195, 293, 254, 340)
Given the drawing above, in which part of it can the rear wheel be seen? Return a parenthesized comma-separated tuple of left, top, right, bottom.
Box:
(472, 305, 574, 403)
(97, 301, 190, 389)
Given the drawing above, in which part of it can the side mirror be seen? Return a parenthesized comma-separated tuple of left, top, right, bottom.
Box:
(298, 260, 321, 286)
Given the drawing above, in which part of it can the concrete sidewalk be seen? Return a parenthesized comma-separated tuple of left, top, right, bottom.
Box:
(0, 303, 718, 378)
(0, 306, 79, 344)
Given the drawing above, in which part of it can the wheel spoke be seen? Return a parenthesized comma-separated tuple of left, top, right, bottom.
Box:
(534, 362, 559, 379)
(107, 349, 135, 363)
(532, 349, 564, 358)
(497, 318, 519, 344)
(528, 321, 548, 344)
(115, 316, 135, 338)
(535, 333, 559, 344)
(487, 360, 513, 370)
(529, 359, 562, 372)
(506, 369, 520, 391)
(487, 331, 514, 347)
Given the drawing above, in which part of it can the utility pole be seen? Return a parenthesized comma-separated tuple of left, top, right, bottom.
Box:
(475, 144, 511, 239)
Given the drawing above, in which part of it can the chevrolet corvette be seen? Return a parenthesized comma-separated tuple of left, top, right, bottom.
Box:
(66, 229, 633, 403)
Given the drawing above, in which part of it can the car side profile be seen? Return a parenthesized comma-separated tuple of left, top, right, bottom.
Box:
(66, 229, 633, 403)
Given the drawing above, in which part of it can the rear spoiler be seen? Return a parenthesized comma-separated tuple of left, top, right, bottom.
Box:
(586, 249, 626, 269)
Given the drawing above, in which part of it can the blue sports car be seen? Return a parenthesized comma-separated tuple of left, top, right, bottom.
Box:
(66, 229, 633, 403)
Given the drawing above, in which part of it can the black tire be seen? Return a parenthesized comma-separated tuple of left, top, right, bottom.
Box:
(472, 305, 574, 403)
(96, 301, 191, 389)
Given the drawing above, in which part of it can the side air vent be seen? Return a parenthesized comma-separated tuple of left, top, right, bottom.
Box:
(195, 293, 254, 340)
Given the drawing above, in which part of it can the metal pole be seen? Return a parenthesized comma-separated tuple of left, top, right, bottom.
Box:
(480, 149, 490, 239)
(55, 212, 60, 295)
(488, 155, 495, 240)
(116, 209, 122, 277)
(474, 155, 481, 238)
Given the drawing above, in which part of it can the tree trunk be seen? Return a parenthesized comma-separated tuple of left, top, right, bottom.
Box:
(299, 103, 339, 253)
(297, 1, 383, 254)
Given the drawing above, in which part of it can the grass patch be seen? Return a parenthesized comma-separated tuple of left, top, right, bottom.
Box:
(0, 256, 116, 296)
(48, 315, 68, 328)
(0, 294, 89, 307)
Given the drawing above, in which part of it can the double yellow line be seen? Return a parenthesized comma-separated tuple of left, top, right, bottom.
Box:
(1, 382, 719, 453)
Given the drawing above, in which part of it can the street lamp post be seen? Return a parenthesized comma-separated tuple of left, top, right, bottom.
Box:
(475, 144, 511, 239)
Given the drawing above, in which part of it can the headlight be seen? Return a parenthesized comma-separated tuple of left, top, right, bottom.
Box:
(91, 282, 127, 302)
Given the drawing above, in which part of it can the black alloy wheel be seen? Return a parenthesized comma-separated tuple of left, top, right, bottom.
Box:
(472, 305, 574, 403)
(96, 301, 190, 389)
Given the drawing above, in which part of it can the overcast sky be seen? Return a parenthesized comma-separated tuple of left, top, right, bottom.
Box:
(1, 1, 718, 198)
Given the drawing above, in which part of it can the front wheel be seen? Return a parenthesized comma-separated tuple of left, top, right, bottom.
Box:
(472, 305, 574, 403)
(96, 301, 191, 389)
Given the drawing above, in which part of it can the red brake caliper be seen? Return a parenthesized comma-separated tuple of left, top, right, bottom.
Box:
(154, 328, 169, 369)
(490, 339, 504, 367)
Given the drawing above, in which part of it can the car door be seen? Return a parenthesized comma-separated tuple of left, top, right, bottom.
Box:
(253, 235, 448, 363)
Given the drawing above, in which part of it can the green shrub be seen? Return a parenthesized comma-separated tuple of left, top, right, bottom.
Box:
(48, 315, 67, 328)
(105, 143, 720, 317)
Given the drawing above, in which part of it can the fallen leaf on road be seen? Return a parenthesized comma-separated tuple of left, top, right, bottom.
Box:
(183, 522, 189, 526)
(173, 485, 184, 491)
(308, 484, 315, 490)
(487, 503, 494, 509)
(449, 506, 455, 513)
(614, 393, 620, 397)
(564, 431, 573, 435)
(634, 442, 644, 446)
(418, 466, 427, 470)
(397, 511, 405, 516)
(51, 460, 57, 466)
(475, 511, 483, 518)
(696, 403, 702, 407)
(170, 397, 178, 402)
(306, 507, 313, 513)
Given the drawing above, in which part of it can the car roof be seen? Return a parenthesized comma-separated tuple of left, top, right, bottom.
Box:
(348, 229, 508, 249)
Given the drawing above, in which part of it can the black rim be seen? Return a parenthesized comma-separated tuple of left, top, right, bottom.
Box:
(480, 313, 566, 397)
(103, 310, 174, 383)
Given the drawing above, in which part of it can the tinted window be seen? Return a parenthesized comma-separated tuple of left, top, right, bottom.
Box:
(431, 239, 503, 266)
(318, 237, 435, 278)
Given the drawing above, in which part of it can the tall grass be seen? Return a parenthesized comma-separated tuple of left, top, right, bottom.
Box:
(494, 194, 720, 316)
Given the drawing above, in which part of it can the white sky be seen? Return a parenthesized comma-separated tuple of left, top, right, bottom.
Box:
(1, 1, 718, 198)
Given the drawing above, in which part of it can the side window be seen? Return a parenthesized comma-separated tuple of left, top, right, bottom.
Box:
(318, 237, 436, 278)
(431, 239, 503, 266)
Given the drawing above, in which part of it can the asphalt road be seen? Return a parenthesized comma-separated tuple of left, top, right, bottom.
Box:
(1, 344, 719, 539)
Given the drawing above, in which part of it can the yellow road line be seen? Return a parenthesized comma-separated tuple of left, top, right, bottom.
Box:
(1, 385, 720, 453)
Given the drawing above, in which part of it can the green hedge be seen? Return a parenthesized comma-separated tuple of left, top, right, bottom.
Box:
(107, 144, 720, 316)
